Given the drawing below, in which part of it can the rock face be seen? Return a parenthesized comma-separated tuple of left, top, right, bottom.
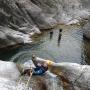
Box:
(0, 0, 90, 49)
(83, 18, 90, 39)
(83, 27, 90, 39)
(0, 26, 32, 49)
(0, 0, 57, 50)
(49, 63, 90, 90)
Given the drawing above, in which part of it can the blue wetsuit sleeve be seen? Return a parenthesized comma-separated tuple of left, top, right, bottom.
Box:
(33, 67, 46, 75)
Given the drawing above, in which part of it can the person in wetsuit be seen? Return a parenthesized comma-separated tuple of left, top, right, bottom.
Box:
(58, 29, 63, 46)
(33, 63, 48, 75)
(22, 63, 48, 76)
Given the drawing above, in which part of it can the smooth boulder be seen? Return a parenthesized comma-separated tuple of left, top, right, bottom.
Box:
(0, 60, 20, 80)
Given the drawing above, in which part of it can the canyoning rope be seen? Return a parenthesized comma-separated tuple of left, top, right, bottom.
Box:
(16, 65, 33, 90)
(24, 67, 33, 90)
(16, 75, 24, 90)
(16, 64, 25, 90)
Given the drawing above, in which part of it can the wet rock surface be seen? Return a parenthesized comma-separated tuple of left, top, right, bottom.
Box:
(83, 18, 90, 39)
(0, 60, 20, 80)
(28, 73, 62, 90)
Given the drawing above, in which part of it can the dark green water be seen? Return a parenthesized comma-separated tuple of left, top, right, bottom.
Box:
(0, 25, 90, 65)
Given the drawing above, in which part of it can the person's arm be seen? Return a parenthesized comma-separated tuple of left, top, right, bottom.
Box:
(31, 54, 38, 66)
